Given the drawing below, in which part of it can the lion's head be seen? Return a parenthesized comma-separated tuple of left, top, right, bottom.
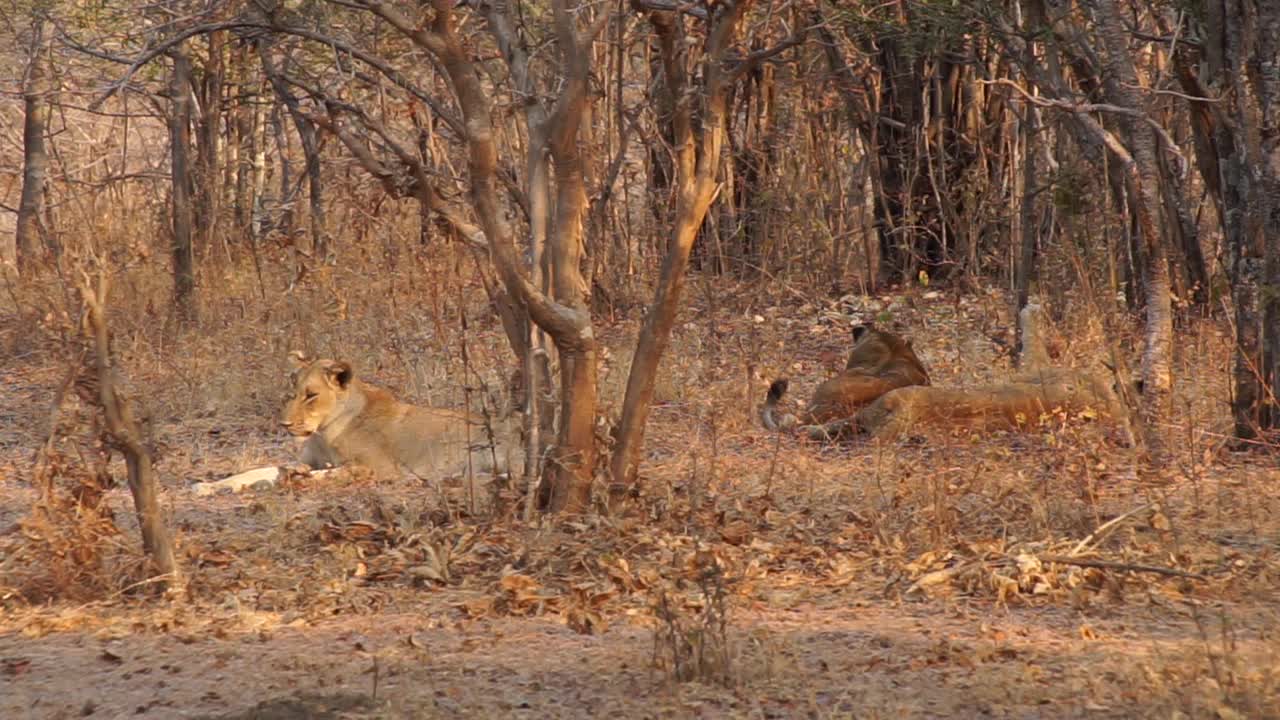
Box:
(845, 325, 930, 385)
(280, 355, 354, 437)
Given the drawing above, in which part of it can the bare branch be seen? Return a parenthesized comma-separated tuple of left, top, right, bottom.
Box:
(729, 27, 809, 82)
(355, 1, 447, 55)
(630, 0, 708, 20)
(1120, 81, 1223, 103)
(72, 20, 251, 109)
(267, 22, 465, 138)
(984, 78, 1188, 177)
(1038, 555, 1206, 580)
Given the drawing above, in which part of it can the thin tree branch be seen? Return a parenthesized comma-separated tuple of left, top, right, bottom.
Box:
(1039, 555, 1206, 580)
(72, 20, 251, 109)
(984, 77, 1187, 177)
(729, 28, 809, 81)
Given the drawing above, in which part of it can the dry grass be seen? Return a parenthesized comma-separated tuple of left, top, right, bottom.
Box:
(1, 249, 1277, 719)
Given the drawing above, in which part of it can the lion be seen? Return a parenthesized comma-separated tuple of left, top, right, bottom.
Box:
(854, 372, 1131, 442)
(854, 303, 1138, 445)
(280, 356, 523, 481)
(761, 325, 931, 437)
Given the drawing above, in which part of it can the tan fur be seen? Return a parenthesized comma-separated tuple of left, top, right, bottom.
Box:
(854, 303, 1137, 444)
(280, 357, 522, 480)
(762, 326, 931, 435)
(844, 326, 929, 375)
(855, 370, 1130, 441)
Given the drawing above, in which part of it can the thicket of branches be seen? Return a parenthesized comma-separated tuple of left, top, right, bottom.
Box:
(3, 0, 1277, 517)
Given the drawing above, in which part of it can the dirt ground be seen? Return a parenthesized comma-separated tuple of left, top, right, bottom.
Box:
(2, 278, 1278, 719)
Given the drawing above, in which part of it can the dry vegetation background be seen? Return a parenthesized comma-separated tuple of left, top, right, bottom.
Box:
(2, 251, 1277, 718)
(1, 1, 1279, 718)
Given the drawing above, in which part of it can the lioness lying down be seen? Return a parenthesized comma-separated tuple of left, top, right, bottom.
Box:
(854, 366, 1135, 443)
(853, 303, 1138, 444)
(762, 324, 930, 436)
(281, 356, 523, 481)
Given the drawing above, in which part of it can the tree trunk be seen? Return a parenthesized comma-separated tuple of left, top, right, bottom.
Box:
(873, 31, 924, 286)
(270, 105, 295, 240)
(168, 49, 197, 322)
(364, 1, 600, 512)
(194, 30, 224, 256)
(1205, 0, 1279, 442)
(232, 62, 254, 237)
(1156, 140, 1209, 307)
(815, 11, 882, 291)
(1091, 0, 1175, 466)
(14, 16, 51, 274)
(1014, 111, 1038, 363)
(609, 1, 753, 493)
(1261, 8, 1280, 436)
(543, 68, 598, 514)
(249, 84, 269, 241)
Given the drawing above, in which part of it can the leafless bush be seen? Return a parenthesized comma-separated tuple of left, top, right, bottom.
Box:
(650, 549, 734, 687)
(2, 387, 139, 604)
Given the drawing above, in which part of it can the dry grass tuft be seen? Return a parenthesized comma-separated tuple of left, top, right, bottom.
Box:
(3, 444, 144, 605)
(650, 549, 734, 686)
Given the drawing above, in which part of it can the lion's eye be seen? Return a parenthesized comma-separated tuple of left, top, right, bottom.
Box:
(304, 391, 318, 402)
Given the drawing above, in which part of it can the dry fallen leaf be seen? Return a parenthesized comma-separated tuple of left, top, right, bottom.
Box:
(1150, 511, 1171, 532)
(718, 520, 751, 546)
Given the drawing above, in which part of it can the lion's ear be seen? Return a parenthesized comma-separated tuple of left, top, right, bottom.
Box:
(289, 350, 312, 369)
(327, 361, 354, 388)
(851, 325, 870, 342)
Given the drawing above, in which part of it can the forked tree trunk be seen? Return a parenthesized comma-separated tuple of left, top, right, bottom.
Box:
(367, 0, 600, 512)
(609, 1, 754, 493)
(168, 49, 197, 322)
(480, 4, 559, 512)
(81, 275, 180, 589)
(14, 16, 51, 274)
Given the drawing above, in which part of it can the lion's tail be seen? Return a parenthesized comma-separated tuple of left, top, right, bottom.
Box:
(761, 378, 792, 430)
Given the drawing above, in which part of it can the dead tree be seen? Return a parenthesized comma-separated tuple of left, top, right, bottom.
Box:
(80, 273, 180, 590)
